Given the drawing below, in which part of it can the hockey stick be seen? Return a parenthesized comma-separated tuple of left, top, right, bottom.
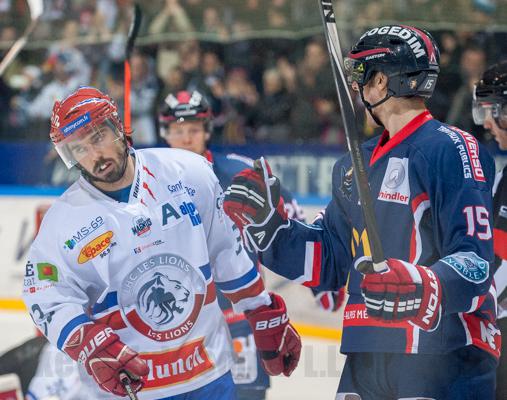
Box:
(119, 371, 140, 400)
(124, 3, 142, 138)
(317, 0, 386, 273)
(0, 0, 43, 77)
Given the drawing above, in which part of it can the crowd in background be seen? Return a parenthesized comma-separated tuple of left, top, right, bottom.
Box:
(1, 0, 507, 148)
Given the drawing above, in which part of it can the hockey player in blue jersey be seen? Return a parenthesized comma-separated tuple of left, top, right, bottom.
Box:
(473, 61, 507, 400)
(223, 25, 500, 399)
(158, 90, 325, 400)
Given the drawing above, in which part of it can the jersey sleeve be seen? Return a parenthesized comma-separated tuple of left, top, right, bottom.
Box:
(193, 159, 271, 314)
(22, 214, 92, 351)
(260, 161, 352, 292)
(418, 132, 496, 315)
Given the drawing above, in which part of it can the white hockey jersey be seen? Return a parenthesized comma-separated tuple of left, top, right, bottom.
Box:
(22, 148, 271, 399)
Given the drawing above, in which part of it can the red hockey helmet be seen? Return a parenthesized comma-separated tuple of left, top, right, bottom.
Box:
(50, 86, 125, 168)
(158, 90, 212, 137)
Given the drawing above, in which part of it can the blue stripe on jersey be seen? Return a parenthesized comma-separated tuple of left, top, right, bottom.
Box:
(57, 313, 91, 350)
(199, 263, 211, 280)
(216, 264, 258, 292)
(92, 292, 118, 314)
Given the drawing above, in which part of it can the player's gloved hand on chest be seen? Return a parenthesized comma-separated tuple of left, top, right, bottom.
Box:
(360, 259, 442, 331)
(245, 292, 302, 377)
(64, 323, 149, 396)
(223, 157, 289, 252)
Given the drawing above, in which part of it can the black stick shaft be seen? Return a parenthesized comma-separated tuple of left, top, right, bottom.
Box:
(318, 0, 386, 272)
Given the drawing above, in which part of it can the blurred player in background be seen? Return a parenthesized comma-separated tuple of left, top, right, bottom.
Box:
(223, 25, 500, 399)
(158, 89, 344, 399)
(22, 86, 301, 400)
(473, 61, 507, 400)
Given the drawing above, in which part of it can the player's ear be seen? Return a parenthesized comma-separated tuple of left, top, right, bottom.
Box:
(375, 72, 388, 92)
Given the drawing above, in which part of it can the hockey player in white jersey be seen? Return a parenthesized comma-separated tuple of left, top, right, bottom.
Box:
(21, 86, 302, 399)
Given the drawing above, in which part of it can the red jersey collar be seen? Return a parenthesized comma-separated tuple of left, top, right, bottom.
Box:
(203, 150, 214, 164)
(369, 110, 433, 166)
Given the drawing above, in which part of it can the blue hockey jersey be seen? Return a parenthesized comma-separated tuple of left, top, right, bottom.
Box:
(205, 150, 305, 392)
(261, 111, 501, 359)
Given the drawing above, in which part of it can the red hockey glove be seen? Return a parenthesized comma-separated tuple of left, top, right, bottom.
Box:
(245, 293, 301, 377)
(223, 157, 289, 252)
(64, 323, 149, 396)
(360, 259, 442, 331)
(315, 288, 346, 312)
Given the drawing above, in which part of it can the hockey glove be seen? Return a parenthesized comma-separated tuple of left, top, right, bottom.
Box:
(64, 323, 149, 396)
(245, 293, 301, 377)
(223, 157, 289, 252)
(315, 288, 346, 312)
(360, 259, 442, 331)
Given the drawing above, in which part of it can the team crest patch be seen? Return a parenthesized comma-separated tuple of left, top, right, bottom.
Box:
(441, 252, 489, 283)
(119, 253, 206, 341)
(340, 166, 353, 201)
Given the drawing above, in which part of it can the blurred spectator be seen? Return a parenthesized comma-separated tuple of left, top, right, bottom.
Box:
(7, 65, 42, 133)
(446, 43, 487, 140)
(129, 52, 160, 145)
(25, 48, 89, 130)
(201, 6, 228, 40)
(252, 67, 292, 142)
(290, 38, 335, 143)
(149, 0, 194, 35)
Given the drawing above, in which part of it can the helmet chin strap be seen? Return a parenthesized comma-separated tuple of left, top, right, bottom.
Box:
(358, 85, 391, 128)
(78, 135, 131, 186)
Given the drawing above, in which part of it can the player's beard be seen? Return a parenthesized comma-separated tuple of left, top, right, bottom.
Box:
(82, 140, 130, 185)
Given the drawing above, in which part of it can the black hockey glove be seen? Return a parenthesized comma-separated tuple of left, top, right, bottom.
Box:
(223, 157, 289, 252)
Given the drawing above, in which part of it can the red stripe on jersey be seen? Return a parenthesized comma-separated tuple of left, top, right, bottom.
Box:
(303, 241, 322, 287)
(494, 227, 507, 260)
(143, 182, 157, 201)
(343, 303, 410, 328)
(222, 308, 247, 324)
(204, 281, 216, 305)
(370, 111, 433, 166)
(222, 278, 265, 304)
(405, 324, 415, 353)
(462, 313, 501, 359)
(143, 165, 156, 179)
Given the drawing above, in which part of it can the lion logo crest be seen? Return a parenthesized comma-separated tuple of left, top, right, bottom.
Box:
(137, 272, 190, 326)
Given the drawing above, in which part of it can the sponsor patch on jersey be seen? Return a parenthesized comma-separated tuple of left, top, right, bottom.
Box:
(499, 205, 507, 220)
(141, 337, 214, 389)
(131, 215, 152, 237)
(441, 251, 489, 283)
(63, 216, 104, 250)
(119, 253, 207, 342)
(78, 231, 115, 264)
(378, 157, 410, 205)
(133, 239, 164, 254)
(438, 125, 486, 182)
(37, 263, 58, 282)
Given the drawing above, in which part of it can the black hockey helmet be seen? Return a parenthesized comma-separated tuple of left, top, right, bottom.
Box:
(473, 61, 507, 129)
(344, 25, 440, 105)
(159, 90, 212, 137)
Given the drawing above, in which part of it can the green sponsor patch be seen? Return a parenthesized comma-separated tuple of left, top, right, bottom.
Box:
(37, 263, 58, 282)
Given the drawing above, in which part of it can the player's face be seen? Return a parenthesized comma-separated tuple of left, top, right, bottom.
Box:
(68, 124, 128, 184)
(484, 112, 507, 150)
(165, 120, 209, 155)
